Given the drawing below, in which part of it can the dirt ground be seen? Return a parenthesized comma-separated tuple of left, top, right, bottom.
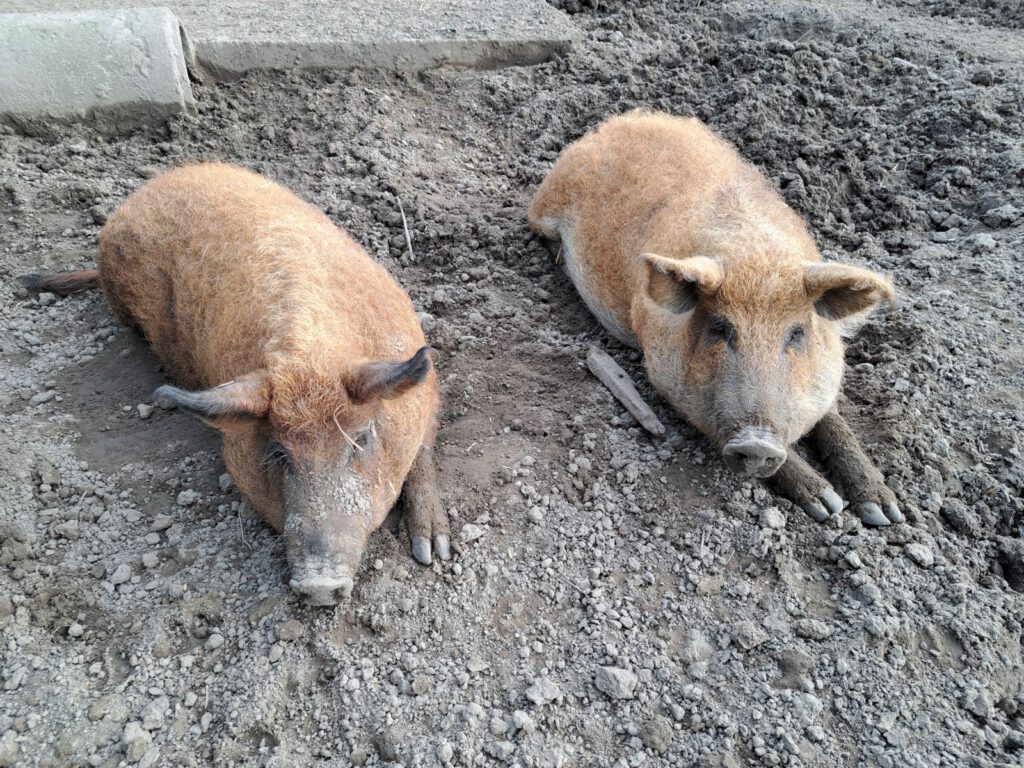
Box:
(2, 0, 1023, 766)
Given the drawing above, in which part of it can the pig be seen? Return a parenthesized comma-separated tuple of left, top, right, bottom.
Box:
(528, 110, 902, 526)
(19, 163, 450, 603)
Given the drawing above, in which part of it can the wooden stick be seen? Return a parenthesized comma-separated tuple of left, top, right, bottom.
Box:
(586, 346, 666, 436)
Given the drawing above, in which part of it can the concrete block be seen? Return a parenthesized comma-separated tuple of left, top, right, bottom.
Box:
(0, 0, 577, 81)
(0, 7, 195, 133)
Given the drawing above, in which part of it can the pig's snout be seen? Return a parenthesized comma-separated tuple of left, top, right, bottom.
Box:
(723, 429, 787, 478)
(289, 561, 355, 606)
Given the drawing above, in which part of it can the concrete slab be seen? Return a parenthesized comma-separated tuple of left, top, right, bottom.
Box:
(0, 0, 578, 80)
(0, 7, 195, 132)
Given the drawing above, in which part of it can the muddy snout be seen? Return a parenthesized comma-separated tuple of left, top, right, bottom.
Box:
(723, 429, 787, 478)
(289, 558, 355, 606)
(285, 525, 364, 606)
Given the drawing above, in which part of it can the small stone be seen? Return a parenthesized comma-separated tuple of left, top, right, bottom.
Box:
(641, 715, 673, 753)
(275, 619, 305, 642)
(527, 507, 544, 524)
(349, 745, 368, 766)
(460, 523, 485, 542)
(29, 390, 55, 405)
(525, 677, 560, 706)
(68, 622, 85, 638)
(205, 633, 224, 650)
(905, 543, 934, 568)
(110, 563, 132, 585)
(150, 515, 174, 532)
(218, 473, 234, 492)
(794, 619, 833, 641)
(123, 722, 151, 763)
(412, 675, 433, 695)
(595, 666, 638, 700)
(397, 597, 414, 612)
(678, 630, 713, 663)
(511, 710, 535, 734)
(142, 553, 159, 569)
(141, 697, 168, 731)
(176, 489, 199, 507)
(268, 644, 284, 663)
(137, 404, 154, 419)
(0, 731, 19, 768)
(732, 621, 768, 650)
(484, 740, 515, 761)
(761, 507, 786, 529)
(961, 688, 994, 720)
(437, 741, 454, 763)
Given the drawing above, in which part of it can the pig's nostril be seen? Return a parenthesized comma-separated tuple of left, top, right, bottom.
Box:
(723, 438, 787, 478)
(289, 574, 354, 606)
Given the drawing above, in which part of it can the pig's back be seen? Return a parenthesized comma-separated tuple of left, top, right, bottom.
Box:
(98, 163, 422, 388)
(528, 112, 755, 344)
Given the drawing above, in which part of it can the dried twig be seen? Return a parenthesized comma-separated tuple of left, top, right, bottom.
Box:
(586, 346, 666, 436)
(397, 196, 415, 262)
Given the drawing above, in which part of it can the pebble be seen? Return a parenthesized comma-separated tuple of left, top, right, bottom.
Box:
(123, 722, 151, 763)
(761, 507, 786, 529)
(110, 564, 132, 585)
(961, 688, 994, 720)
(29, 390, 55, 406)
(460, 523, 485, 542)
(905, 543, 935, 568)
(276, 619, 305, 642)
(0, 731, 18, 767)
(732, 621, 768, 650)
(525, 677, 560, 706)
(595, 666, 638, 699)
(641, 715, 673, 753)
(268, 644, 284, 663)
(412, 675, 433, 695)
(437, 742, 454, 763)
(397, 597, 414, 612)
(150, 515, 174, 532)
(678, 630, 713, 663)
(205, 633, 225, 650)
(484, 740, 515, 761)
(218, 473, 234, 492)
(68, 622, 84, 638)
(176, 489, 199, 507)
(137, 403, 154, 419)
(142, 553, 159, 569)
(794, 619, 834, 641)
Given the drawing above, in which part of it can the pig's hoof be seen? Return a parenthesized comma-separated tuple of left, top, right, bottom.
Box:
(883, 501, 905, 524)
(411, 533, 451, 566)
(803, 489, 844, 523)
(412, 535, 432, 566)
(856, 502, 891, 527)
(434, 534, 451, 561)
(289, 574, 354, 606)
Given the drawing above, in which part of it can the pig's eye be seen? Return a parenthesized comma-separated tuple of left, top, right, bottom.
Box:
(264, 441, 292, 471)
(350, 423, 376, 454)
(786, 325, 807, 349)
(706, 316, 737, 349)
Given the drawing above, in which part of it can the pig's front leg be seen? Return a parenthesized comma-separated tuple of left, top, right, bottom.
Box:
(402, 444, 451, 566)
(769, 450, 845, 523)
(809, 408, 904, 527)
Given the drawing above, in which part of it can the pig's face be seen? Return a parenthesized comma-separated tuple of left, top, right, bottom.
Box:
(640, 253, 894, 478)
(155, 347, 434, 605)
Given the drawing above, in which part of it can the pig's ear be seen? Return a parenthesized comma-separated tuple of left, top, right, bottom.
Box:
(154, 371, 271, 430)
(348, 346, 435, 403)
(805, 263, 896, 330)
(641, 253, 723, 314)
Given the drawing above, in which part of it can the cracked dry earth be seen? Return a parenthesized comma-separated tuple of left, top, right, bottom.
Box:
(1, 0, 1023, 766)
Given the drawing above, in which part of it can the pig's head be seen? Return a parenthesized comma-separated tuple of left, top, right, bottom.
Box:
(639, 252, 894, 478)
(155, 346, 435, 605)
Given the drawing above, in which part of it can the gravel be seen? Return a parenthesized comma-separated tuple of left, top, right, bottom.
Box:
(1, 0, 1023, 765)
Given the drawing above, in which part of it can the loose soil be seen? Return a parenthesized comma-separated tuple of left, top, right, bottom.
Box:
(1, 1, 1023, 766)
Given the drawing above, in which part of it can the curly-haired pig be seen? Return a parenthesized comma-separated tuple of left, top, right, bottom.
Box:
(528, 111, 902, 526)
(20, 163, 450, 604)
